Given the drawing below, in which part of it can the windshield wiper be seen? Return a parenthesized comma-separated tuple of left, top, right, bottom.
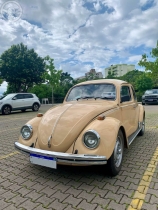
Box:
(76, 96, 94, 101)
(95, 96, 113, 100)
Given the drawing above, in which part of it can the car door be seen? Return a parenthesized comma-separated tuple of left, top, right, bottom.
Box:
(23, 94, 34, 107)
(120, 85, 138, 137)
(130, 86, 139, 131)
(12, 94, 25, 109)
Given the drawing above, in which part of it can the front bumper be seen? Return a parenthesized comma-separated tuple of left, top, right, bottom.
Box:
(14, 142, 107, 166)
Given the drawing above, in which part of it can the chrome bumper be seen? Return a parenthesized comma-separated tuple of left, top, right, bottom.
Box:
(14, 142, 107, 165)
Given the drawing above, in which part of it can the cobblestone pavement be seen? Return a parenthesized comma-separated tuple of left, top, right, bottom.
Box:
(0, 104, 158, 210)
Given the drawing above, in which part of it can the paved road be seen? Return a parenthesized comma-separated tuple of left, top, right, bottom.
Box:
(0, 105, 158, 210)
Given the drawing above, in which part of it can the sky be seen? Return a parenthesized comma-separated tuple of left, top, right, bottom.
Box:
(0, 0, 158, 95)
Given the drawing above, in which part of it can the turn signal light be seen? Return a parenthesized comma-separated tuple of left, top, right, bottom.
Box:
(97, 115, 105, 120)
(37, 113, 43, 117)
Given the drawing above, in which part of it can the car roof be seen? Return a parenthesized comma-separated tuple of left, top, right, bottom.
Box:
(75, 79, 129, 86)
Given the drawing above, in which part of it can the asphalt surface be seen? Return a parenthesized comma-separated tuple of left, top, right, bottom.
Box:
(0, 104, 158, 210)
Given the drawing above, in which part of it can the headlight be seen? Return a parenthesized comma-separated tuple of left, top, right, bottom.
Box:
(21, 124, 33, 140)
(83, 130, 100, 149)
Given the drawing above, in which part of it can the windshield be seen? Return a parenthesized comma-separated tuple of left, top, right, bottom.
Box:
(0, 94, 15, 100)
(145, 90, 158, 94)
(66, 83, 116, 101)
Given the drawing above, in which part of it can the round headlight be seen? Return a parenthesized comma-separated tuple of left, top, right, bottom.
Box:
(83, 130, 100, 149)
(21, 124, 33, 140)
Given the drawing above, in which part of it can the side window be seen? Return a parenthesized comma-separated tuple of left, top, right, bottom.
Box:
(131, 86, 137, 100)
(120, 86, 131, 102)
(24, 94, 33, 99)
(15, 94, 24, 100)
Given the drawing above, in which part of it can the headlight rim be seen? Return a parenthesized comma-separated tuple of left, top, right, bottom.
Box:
(83, 129, 100, 150)
(21, 124, 33, 140)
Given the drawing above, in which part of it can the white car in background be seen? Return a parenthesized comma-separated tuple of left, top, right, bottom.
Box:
(0, 93, 40, 115)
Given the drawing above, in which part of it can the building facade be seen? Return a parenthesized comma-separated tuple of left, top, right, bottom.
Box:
(105, 64, 135, 78)
(85, 69, 103, 79)
(76, 69, 103, 80)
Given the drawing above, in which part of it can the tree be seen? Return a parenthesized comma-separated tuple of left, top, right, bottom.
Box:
(135, 73, 153, 92)
(0, 43, 45, 92)
(3, 84, 16, 95)
(138, 41, 158, 87)
(0, 78, 3, 86)
(29, 84, 52, 100)
(43, 56, 62, 104)
(60, 72, 74, 96)
(106, 70, 116, 79)
(119, 70, 143, 87)
(135, 73, 153, 101)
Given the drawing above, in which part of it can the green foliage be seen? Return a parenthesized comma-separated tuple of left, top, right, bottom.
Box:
(135, 73, 153, 92)
(106, 70, 116, 79)
(43, 56, 62, 88)
(43, 56, 62, 103)
(3, 84, 16, 95)
(0, 43, 45, 92)
(29, 84, 52, 100)
(59, 72, 74, 97)
(0, 78, 3, 86)
(138, 41, 158, 86)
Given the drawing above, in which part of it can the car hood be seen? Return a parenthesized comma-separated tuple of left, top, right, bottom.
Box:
(37, 102, 117, 152)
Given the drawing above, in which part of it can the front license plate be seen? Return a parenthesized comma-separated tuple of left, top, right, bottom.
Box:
(30, 153, 57, 169)
(148, 99, 153, 101)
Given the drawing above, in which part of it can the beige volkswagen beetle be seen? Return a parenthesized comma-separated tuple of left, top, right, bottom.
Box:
(15, 79, 145, 176)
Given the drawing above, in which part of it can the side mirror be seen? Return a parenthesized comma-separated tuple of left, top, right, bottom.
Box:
(12, 97, 17, 100)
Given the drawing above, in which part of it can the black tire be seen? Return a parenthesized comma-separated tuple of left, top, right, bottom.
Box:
(142, 102, 145, 105)
(2, 105, 11, 115)
(138, 118, 145, 136)
(32, 103, 39, 111)
(21, 110, 26, 112)
(107, 130, 124, 176)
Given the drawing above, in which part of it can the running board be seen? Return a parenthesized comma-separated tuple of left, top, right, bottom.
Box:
(128, 124, 142, 146)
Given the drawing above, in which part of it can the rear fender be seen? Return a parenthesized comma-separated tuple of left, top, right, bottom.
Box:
(73, 117, 124, 159)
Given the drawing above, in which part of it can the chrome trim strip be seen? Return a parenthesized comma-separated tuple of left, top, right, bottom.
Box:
(128, 122, 142, 146)
(14, 142, 107, 165)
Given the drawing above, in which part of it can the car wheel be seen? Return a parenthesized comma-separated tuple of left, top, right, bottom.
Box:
(107, 130, 124, 176)
(142, 102, 145, 105)
(138, 118, 145, 136)
(2, 105, 11, 115)
(32, 103, 39, 111)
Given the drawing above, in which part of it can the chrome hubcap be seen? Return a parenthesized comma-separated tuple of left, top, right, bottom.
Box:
(114, 137, 123, 168)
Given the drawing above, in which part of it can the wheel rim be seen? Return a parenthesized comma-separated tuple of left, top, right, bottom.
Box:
(4, 106, 11, 114)
(114, 136, 123, 168)
(34, 104, 39, 111)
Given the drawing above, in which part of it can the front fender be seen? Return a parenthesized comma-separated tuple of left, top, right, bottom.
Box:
(73, 117, 122, 159)
(18, 116, 42, 147)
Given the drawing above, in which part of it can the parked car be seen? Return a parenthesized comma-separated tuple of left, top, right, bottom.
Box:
(142, 89, 158, 105)
(0, 93, 40, 115)
(15, 79, 145, 176)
